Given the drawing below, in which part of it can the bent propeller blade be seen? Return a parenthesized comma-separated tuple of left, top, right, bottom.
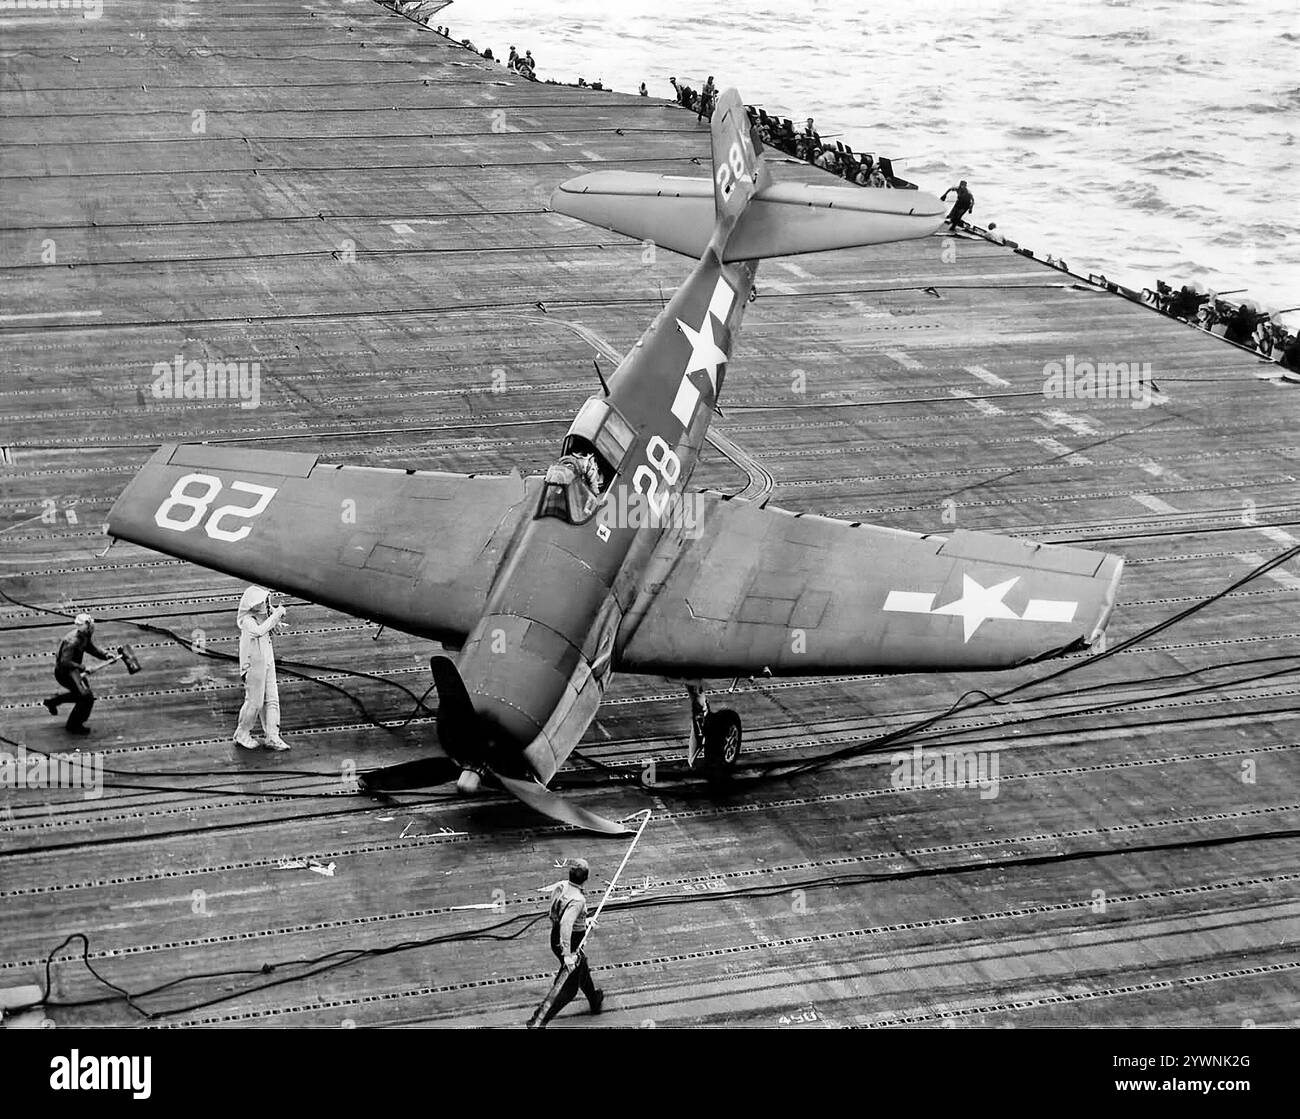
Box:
(494, 771, 634, 836)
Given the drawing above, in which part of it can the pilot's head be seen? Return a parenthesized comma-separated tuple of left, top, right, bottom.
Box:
(567, 858, 590, 886)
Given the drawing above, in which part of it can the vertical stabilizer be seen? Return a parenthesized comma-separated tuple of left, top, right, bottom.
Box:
(707, 88, 770, 250)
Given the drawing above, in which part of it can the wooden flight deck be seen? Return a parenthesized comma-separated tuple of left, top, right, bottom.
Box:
(1, 0, 1297, 1027)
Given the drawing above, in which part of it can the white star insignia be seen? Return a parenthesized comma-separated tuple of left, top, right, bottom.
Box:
(676, 313, 728, 392)
(883, 578, 1078, 643)
(931, 574, 1021, 642)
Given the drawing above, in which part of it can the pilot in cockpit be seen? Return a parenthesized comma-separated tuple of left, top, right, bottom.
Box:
(570, 449, 603, 494)
(538, 441, 608, 524)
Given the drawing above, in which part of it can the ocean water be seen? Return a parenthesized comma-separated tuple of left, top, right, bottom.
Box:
(442, 0, 1299, 326)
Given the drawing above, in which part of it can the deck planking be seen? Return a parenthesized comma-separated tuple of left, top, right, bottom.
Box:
(1, 0, 1297, 1028)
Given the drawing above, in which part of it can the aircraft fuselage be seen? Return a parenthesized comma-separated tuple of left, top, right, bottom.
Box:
(447, 251, 759, 783)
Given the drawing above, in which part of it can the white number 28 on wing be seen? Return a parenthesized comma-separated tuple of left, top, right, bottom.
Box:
(154, 472, 277, 543)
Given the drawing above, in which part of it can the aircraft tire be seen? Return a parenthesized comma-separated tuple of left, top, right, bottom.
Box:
(703, 709, 742, 778)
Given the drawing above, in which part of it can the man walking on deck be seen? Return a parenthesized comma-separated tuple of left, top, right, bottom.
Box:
(698, 76, 717, 121)
(527, 857, 605, 1027)
(43, 613, 110, 735)
(941, 180, 975, 228)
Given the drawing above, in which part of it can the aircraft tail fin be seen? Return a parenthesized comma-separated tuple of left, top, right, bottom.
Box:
(706, 88, 770, 244)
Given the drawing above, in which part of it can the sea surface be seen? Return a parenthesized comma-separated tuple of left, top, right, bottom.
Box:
(444, 0, 1299, 326)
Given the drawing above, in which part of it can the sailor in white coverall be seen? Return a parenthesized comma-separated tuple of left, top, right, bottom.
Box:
(233, 585, 291, 751)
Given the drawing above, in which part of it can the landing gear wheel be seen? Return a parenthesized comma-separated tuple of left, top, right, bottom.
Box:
(702, 708, 742, 780)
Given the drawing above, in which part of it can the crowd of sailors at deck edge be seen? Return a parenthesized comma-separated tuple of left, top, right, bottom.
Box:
(386, 5, 1300, 374)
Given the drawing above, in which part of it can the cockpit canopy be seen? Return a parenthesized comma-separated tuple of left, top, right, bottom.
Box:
(536, 397, 636, 524)
(538, 452, 603, 523)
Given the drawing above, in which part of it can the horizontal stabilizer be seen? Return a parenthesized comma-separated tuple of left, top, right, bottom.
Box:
(551, 171, 946, 261)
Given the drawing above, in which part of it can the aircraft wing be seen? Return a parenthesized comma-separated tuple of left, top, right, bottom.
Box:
(615, 497, 1123, 676)
(105, 444, 539, 644)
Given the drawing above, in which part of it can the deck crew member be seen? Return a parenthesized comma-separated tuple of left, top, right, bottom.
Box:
(1278, 333, 1300, 374)
(527, 857, 605, 1027)
(43, 613, 110, 735)
(233, 585, 291, 751)
(1169, 284, 1210, 321)
(698, 76, 717, 121)
(941, 180, 975, 228)
(1224, 303, 1266, 348)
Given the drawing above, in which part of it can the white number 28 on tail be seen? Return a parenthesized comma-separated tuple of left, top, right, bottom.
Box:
(154, 472, 277, 543)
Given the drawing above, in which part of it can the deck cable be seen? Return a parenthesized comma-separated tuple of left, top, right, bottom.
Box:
(6, 543, 1300, 801)
(10, 823, 1298, 1022)
(0, 586, 439, 798)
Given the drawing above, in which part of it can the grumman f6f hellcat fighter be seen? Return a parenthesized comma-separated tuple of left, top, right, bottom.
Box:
(106, 91, 1124, 834)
